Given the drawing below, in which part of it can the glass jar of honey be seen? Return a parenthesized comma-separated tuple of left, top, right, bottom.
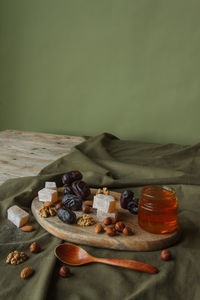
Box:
(138, 185, 178, 234)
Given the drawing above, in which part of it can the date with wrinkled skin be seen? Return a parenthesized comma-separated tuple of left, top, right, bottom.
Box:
(62, 194, 82, 211)
(71, 180, 90, 200)
(120, 190, 134, 209)
(64, 185, 74, 195)
(62, 171, 83, 185)
(57, 207, 76, 224)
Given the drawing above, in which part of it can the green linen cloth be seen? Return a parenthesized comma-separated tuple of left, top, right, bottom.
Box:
(0, 133, 200, 300)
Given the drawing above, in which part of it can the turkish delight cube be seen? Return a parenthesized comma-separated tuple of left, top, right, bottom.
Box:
(7, 205, 29, 227)
(45, 181, 57, 190)
(97, 209, 118, 223)
(93, 194, 116, 213)
(38, 188, 58, 204)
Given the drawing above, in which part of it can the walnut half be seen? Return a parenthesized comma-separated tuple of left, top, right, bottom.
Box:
(38, 206, 56, 218)
(6, 251, 28, 265)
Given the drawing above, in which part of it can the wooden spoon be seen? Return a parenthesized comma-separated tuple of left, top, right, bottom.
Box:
(55, 244, 158, 274)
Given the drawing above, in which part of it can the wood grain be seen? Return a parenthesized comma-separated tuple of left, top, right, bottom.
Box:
(0, 130, 85, 185)
(32, 188, 181, 251)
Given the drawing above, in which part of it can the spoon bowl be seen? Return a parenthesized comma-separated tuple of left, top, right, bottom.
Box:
(55, 244, 93, 265)
(55, 244, 158, 274)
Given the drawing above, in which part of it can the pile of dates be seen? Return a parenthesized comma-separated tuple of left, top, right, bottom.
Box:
(62, 171, 90, 200)
(120, 190, 139, 214)
(57, 170, 90, 224)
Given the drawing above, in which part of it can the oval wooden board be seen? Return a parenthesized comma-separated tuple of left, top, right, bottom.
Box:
(31, 188, 181, 251)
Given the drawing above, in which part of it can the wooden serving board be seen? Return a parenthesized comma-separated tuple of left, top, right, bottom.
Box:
(31, 188, 181, 251)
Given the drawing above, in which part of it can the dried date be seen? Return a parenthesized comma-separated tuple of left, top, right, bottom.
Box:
(62, 194, 82, 211)
(64, 185, 74, 195)
(71, 180, 90, 200)
(127, 199, 139, 214)
(62, 171, 83, 185)
(57, 207, 76, 224)
(120, 190, 134, 209)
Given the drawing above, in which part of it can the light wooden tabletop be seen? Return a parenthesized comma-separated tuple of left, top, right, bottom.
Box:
(0, 130, 85, 185)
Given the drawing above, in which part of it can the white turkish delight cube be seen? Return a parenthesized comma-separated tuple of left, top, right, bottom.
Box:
(93, 194, 116, 213)
(97, 209, 118, 223)
(45, 181, 57, 190)
(7, 205, 29, 228)
(38, 188, 58, 203)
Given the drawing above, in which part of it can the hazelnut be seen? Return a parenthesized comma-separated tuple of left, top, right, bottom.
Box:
(103, 217, 112, 226)
(82, 205, 91, 214)
(44, 201, 52, 207)
(106, 227, 116, 236)
(95, 224, 103, 233)
(83, 200, 93, 207)
(160, 249, 171, 261)
(55, 202, 62, 210)
(123, 226, 133, 236)
(59, 265, 70, 278)
(104, 225, 115, 231)
(29, 242, 41, 253)
(115, 222, 125, 232)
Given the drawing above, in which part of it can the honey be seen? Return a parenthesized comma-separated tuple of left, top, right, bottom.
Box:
(138, 185, 178, 234)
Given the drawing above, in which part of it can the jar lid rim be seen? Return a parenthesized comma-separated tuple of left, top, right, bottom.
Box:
(142, 185, 176, 197)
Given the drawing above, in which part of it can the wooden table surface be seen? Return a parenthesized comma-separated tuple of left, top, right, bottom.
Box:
(0, 130, 85, 185)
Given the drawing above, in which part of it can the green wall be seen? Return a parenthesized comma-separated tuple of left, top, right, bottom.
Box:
(0, 0, 200, 145)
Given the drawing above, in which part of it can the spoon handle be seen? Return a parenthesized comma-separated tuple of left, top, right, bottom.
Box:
(93, 257, 158, 274)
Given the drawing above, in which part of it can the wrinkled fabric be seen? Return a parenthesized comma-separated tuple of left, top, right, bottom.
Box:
(0, 133, 200, 300)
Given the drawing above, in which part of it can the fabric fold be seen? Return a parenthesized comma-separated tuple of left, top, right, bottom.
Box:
(0, 133, 200, 300)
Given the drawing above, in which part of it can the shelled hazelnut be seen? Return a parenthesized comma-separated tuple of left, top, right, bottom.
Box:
(115, 222, 125, 232)
(30, 242, 41, 253)
(123, 227, 133, 236)
(55, 202, 62, 210)
(83, 200, 93, 207)
(82, 205, 91, 214)
(103, 217, 112, 226)
(160, 249, 171, 261)
(44, 201, 52, 207)
(104, 225, 115, 231)
(59, 265, 70, 278)
(106, 227, 116, 237)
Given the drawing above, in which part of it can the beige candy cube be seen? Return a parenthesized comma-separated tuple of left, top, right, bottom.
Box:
(97, 209, 118, 223)
(93, 194, 116, 213)
(45, 181, 57, 190)
(38, 188, 58, 204)
(7, 205, 29, 228)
